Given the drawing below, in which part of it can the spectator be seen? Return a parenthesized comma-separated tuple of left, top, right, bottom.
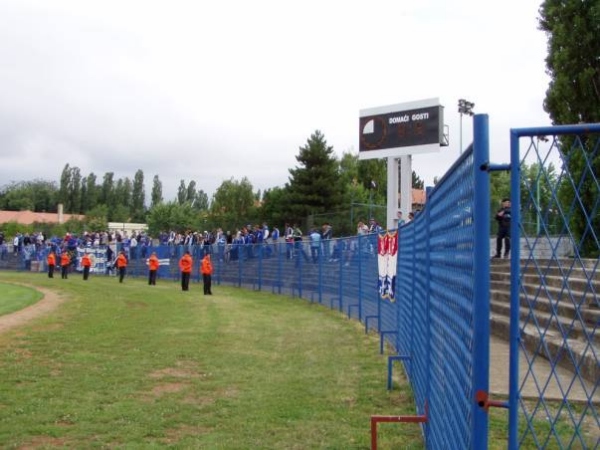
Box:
(293, 224, 309, 266)
(494, 198, 511, 259)
(309, 228, 322, 263)
(396, 211, 405, 227)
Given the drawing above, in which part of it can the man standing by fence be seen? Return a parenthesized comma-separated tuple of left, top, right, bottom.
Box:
(494, 198, 511, 259)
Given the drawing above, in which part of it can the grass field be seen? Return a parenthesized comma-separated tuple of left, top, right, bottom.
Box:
(0, 272, 424, 449)
(1, 272, 592, 449)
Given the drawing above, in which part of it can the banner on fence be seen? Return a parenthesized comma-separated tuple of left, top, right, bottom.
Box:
(377, 231, 398, 301)
(75, 247, 172, 274)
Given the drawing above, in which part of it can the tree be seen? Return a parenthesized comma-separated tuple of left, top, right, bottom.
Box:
(412, 171, 424, 190)
(539, 1, 600, 256)
(146, 201, 199, 235)
(85, 204, 109, 232)
(259, 187, 289, 229)
(100, 172, 115, 207)
(114, 177, 133, 215)
(177, 180, 187, 205)
(85, 172, 99, 212)
(186, 180, 197, 205)
(539, 1, 600, 125)
(209, 177, 256, 231)
(520, 162, 559, 235)
(131, 169, 146, 222)
(0, 180, 58, 212)
(194, 189, 209, 211)
(68, 166, 82, 214)
(58, 164, 71, 211)
(286, 130, 342, 223)
(151, 175, 163, 208)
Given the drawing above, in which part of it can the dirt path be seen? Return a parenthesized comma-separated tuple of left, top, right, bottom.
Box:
(0, 286, 65, 334)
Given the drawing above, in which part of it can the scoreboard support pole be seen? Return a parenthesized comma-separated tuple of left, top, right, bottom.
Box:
(386, 155, 412, 230)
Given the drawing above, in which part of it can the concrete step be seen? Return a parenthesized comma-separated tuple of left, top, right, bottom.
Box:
(490, 297, 599, 346)
(491, 314, 598, 383)
(490, 285, 599, 327)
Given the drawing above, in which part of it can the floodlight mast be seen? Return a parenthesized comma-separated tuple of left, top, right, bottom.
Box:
(458, 99, 475, 154)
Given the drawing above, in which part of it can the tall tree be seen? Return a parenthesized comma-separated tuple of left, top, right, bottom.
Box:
(114, 177, 133, 213)
(194, 189, 209, 211)
(68, 166, 82, 214)
(286, 130, 342, 223)
(177, 180, 187, 205)
(85, 172, 98, 211)
(539, 0, 600, 125)
(186, 180, 197, 205)
(539, 1, 600, 256)
(101, 172, 115, 207)
(151, 175, 163, 208)
(58, 164, 71, 211)
(412, 171, 424, 190)
(131, 169, 146, 222)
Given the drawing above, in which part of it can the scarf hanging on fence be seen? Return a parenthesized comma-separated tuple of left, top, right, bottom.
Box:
(377, 231, 398, 301)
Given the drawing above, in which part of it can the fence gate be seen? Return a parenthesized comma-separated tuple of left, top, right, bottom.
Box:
(507, 124, 599, 449)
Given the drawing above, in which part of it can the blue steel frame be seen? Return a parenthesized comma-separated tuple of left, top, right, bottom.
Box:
(508, 123, 600, 450)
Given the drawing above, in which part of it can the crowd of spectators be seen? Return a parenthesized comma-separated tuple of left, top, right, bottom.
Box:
(1, 215, 394, 271)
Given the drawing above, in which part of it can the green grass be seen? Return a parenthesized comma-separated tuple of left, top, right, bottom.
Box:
(0, 272, 593, 449)
(0, 272, 423, 449)
(0, 282, 43, 315)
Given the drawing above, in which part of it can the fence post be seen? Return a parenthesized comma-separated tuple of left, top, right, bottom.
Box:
(472, 113, 491, 448)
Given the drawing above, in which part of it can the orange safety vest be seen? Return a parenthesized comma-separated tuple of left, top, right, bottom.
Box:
(47, 253, 56, 266)
(148, 254, 160, 271)
(81, 254, 91, 267)
(60, 253, 70, 267)
(116, 253, 128, 268)
(201, 256, 213, 275)
(179, 254, 192, 273)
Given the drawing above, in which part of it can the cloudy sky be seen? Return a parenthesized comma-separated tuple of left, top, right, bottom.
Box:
(0, 0, 551, 202)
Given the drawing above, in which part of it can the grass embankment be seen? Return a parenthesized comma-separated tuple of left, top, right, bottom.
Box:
(0, 272, 422, 449)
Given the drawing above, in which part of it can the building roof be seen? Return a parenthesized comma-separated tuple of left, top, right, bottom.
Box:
(412, 189, 426, 205)
(0, 210, 85, 226)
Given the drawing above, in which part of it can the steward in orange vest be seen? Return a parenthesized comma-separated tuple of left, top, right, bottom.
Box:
(116, 250, 128, 283)
(47, 251, 56, 278)
(148, 252, 159, 286)
(81, 252, 92, 281)
(60, 252, 70, 279)
(179, 251, 193, 291)
(201, 254, 213, 295)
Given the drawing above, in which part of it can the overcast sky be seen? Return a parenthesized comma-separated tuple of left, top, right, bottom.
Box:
(0, 0, 551, 203)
